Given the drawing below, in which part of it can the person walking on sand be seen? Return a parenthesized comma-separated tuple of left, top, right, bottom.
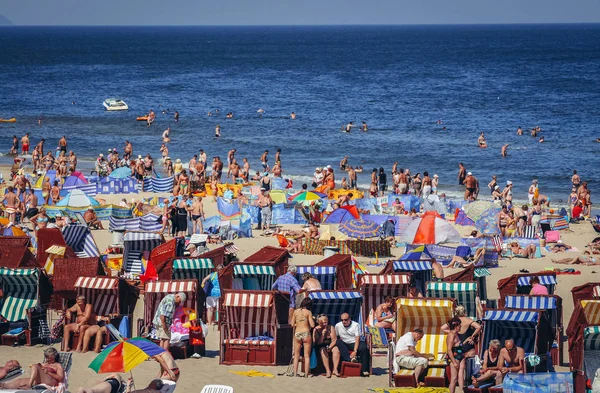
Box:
(291, 297, 315, 378)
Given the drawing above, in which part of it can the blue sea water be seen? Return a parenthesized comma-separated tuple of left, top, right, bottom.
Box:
(0, 24, 599, 204)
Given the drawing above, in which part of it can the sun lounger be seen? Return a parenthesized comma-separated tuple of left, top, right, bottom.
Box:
(32, 351, 72, 393)
(0, 367, 24, 382)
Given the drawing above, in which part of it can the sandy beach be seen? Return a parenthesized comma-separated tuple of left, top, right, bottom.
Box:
(1, 162, 598, 393)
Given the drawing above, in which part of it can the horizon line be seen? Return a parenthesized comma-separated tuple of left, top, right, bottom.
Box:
(2, 22, 600, 27)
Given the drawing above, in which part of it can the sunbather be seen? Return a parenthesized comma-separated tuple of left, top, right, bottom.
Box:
(373, 296, 396, 331)
(81, 316, 110, 353)
(509, 242, 536, 259)
(497, 338, 525, 375)
(550, 241, 572, 253)
(0, 348, 64, 390)
(450, 247, 485, 268)
(472, 339, 503, 387)
(78, 374, 165, 393)
(0, 360, 21, 380)
(553, 255, 600, 265)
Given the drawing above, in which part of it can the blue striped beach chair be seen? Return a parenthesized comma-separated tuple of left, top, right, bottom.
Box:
(296, 265, 337, 290)
(308, 290, 363, 327)
(122, 231, 164, 276)
(498, 272, 557, 299)
(62, 224, 100, 258)
(391, 260, 432, 295)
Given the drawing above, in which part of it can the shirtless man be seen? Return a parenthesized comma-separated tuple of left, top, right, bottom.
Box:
(497, 339, 525, 376)
(498, 205, 510, 237)
(58, 135, 67, 154)
(242, 158, 250, 181)
(215, 124, 221, 138)
(13, 170, 30, 198)
(84, 208, 104, 229)
(9, 135, 19, 154)
(361, 121, 368, 132)
(227, 149, 236, 177)
(195, 159, 205, 181)
(124, 140, 133, 157)
(50, 181, 61, 205)
(147, 109, 155, 127)
(63, 295, 96, 352)
(288, 111, 295, 120)
(162, 127, 171, 143)
(144, 155, 154, 176)
(337, 192, 353, 206)
(464, 172, 477, 201)
(160, 144, 169, 167)
(199, 149, 207, 166)
(21, 133, 30, 155)
(339, 156, 349, 170)
(190, 197, 205, 234)
(572, 170, 581, 190)
(135, 159, 145, 191)
(230, 159, 241, 183)
(501, 144, 508, 157)
(36, 139, 45, 157)
(213, 157, 223, 182)
(346, 166, 359, 189)
(271, 161, 282, 177)
(178, 170, 190, 196)
(397, 169, 408, 194)
(154, 348, 180, 382)
(516, 126, 523, 135)
(3, 187, 19, 223)
(25, 188, 39, 221)
(260, 150, 269, 172)
(78, 374, 165, 393)
(188, 155, 197, 180)
(275, 148, 282, 164)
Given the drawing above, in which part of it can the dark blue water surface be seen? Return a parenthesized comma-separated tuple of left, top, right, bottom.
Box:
(0, 25, 599, 203)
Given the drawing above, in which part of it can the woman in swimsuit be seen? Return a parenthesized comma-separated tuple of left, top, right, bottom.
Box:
(301, 273, 322, 293)
(412, 173, 422, 196)
(510, 242, 536, 259)
(31, 207, 49, 234)
(446, 317, 464, 393)
(42, 177, 51, 205)
(0, 347, 64, 390)
(312, 314, 340, 378)
(472, 339, 503, 387)
(292, 297, 315, 378)
(374, 296, 396, 331)
(50, 180, 61, 205)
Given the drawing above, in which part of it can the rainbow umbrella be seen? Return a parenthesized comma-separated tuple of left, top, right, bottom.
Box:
(289, 190, 326, 203)
(89, 337, 165, 374)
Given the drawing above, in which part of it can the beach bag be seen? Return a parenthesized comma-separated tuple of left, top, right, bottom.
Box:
(310, 348, 318, 369)
(544, 231, 560, 243)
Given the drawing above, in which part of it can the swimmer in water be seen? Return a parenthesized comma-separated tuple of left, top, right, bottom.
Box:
(501, 144, 508, 157)
(539, 136, 544, 143)
(162, 127, 171, 143)
(290, 112, 296, 120)
(361, 121, 368, 132)
(257, 108, 265, 117)
(516, 126, 523, 135)
(478, 132, 487, 148)
(215, 124, 221, 138)
(344, 122, 353, 133)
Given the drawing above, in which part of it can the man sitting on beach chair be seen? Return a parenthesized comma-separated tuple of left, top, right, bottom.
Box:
(497, 338, 525, 376)
(84, 208, 104, 229)
(394, 328, 431, 386)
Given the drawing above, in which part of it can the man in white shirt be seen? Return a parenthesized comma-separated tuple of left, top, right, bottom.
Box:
(395, 328, 429, 385)
(334, 313, 370, 376)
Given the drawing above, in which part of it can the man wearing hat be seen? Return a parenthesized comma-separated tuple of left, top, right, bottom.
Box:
(153, 292, 187, 350)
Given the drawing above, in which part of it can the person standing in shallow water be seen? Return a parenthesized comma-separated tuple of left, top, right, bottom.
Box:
(458, 163, 466, 185)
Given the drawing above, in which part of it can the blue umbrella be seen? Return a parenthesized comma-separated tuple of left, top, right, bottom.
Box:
(475, 207, 502, 235)
(339, 219, 381, 239)
(399, 245, 433, 260)
(324, 208, 356, 224)
(109, 167, 133, 179)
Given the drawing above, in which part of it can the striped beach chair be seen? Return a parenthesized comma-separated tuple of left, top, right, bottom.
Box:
(391, 261, 433, 295)
(517, 275, 557, 294)
(122, 231, 164, 276)
(391, 297, 454, 387)
(571, 282, 600, 307)
(296, 266, 337, 290)
(426, 281, 479, 319)
(503, 294, 563, 365)
(62, 224, 100, 258)
(220, 290, 292, 366)
(359, 274, 411, 327)
(172, 258, 214, 281)
(232, 264, 276, 291)
(482, 309, 547, 357)
(308, 290, 363, 327)
(142, 280, 198, 334)
(498, 272, 557, 300)
(567, 300, 600, 390)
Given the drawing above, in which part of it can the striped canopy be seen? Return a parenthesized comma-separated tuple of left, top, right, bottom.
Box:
(505, 295, 557, 310)
(581, 300, 600, 326)
(0, 268, 39, 321)
(75, 276, 120, 316)
(222, 291, 276, 340)
(392, 261, 433, 296)
(396, 298, 454, 359)
(143, 280, 197, 326)
(474, 268, 491, 278)
(594, 286, 600, 298)
(62, 225, 100, 258)
(309, 290, 363, 327)
(172, 258, 213, 281)
(123, 232, 163, 275)
(109, 214, 162, 232)
(296, 266, 337, 290)
(233, 264, 276, 291)
(584, 326, 600, 350)
(517, 275, 557, 286)
(359, 274, 411, 325)
(483, 310, 539, 354)
(426, 282, 478, 319)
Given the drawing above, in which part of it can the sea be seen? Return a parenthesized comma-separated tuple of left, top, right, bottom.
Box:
(0, 24, 599, 207)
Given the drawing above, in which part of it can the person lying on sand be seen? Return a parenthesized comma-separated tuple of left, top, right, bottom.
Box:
(509, 242, 536, 259)
(550, 241, 572, 253)
(0, 348, 64, 390)
(0, 360, 21, 380)
(553, 255, 600, 265)
(450, 247, 486, 268)
(78, 374, 166, 393)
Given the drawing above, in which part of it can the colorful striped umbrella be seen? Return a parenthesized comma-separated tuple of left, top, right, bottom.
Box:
(339, 219, 381, 239)
(89, 337, 165, 374)
(288, 191, 326, 202)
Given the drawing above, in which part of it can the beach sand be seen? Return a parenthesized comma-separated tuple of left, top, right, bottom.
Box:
(1, 165, 597, 392)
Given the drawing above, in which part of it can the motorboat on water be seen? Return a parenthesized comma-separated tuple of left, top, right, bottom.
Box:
(103, 98, 128, 111)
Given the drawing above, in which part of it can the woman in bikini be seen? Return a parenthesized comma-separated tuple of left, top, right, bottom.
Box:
(0, 347, 64, 390)
(292, 297, 315, 378)
(312, 314, 340, 378)
(446, 317, 464, 393)
(374, 296, 396, 331)
(301, 273, 322, 293)
(50, 180, 61, 205)
(510, 242, 536, 259)
(30, 207, 49, 234)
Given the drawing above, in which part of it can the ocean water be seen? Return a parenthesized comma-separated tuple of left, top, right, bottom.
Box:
(0, 25, 599, 205)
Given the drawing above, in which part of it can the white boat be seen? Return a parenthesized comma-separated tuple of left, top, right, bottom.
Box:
(103, 98, 129, 111)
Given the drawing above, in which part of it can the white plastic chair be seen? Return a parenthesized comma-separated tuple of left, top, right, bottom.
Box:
(200, 385, 233, 393)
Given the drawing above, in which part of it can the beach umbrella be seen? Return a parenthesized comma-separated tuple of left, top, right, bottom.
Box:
(339, 219, 381, 239)
(288, 191, 326, 203)
(474, 207, 502, 235)
(33, 170, 59, 188)
(399, 245, 433, 261)
(55, 189, 100, 208)
(89, 337, 165, 374)
(109, 167, 133, 179)
(0, 218, 26, 237)
(63, 171, 88, 187)
(400, 211, 461, 245)
(463, 200, 496, 222)
(324, 208, 356, 224)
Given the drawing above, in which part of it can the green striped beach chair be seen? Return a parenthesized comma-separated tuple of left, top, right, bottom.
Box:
(172, 258, 214, 281)
(426, 281, 478, 319)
